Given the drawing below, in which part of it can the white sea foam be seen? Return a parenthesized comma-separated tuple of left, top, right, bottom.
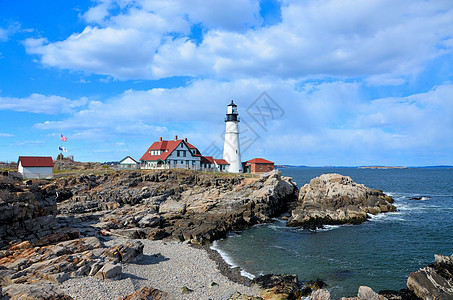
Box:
(211, 241, 258, 280)
(241, 269, 256, 279)
(318, 225, 341, 231)
(211, 241, 238, 268)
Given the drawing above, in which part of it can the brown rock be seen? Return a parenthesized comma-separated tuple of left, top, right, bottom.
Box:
(119, 286, 169, 300)
(94, 263, 122, 280)
(3, 283, 73, 300)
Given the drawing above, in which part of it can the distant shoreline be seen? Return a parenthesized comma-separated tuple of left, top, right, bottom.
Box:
(276, 165, 453, 169)
(357, 166, 409, 169)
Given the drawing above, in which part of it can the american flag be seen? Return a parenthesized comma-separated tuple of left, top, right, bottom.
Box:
(61, 134, 67, 142)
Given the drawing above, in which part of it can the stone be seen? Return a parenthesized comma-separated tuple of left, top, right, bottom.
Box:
(340, 286, 387, 300)
(88, 262, 103, 276)
(43, 271, 70, 283)
(94, 263, 122, 280)
(253, 274, 300, 300)
(3, 283, 73, 300)
(287, 174, 395, 228)
(137, 214, 161, 227)
(406, 253, 453, 299)
(181, 286, 193, 294)
(119, 286, 169, 300)
(104, 241, 144, 263)
(228, 292, 262, 300)
(311, 289, 331, 300)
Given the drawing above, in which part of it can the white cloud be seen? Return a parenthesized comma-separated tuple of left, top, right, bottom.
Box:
(0, 133, 14, 137)
(27, 78, 453, 165)
(0, 94, 87, 114)
(0, 27, 7, 41)
(23, 0, 453, 83)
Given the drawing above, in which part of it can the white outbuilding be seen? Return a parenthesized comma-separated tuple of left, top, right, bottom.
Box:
(18, 156, 54, 179)
(119, 156, 139, 170)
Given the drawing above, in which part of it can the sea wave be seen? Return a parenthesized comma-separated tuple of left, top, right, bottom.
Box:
(211, 241, 239, 269)
(240, 269, 256, 279)
(211, 241, 257, 280)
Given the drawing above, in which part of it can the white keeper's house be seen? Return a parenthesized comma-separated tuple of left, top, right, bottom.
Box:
(18, 156, 54, 179)
(140, 136, 229, 172)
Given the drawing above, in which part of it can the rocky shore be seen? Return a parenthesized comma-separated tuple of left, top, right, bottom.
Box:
(0, 170, 300, 299)
(0, 169, 448, 299)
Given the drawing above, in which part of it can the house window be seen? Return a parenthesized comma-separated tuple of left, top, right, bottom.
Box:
(177, 150, 180, 157)
(183, 151, 186, 157)
(181, 161, 184, 164)
(260, 165, 263, 170)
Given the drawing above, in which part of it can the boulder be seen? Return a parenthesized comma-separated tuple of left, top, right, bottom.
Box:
(94, 263, 122, 280)
(311, 289, 331, 300)
(407, 253, 453, 299)
(253, 274, 301, 300)
(119, 286, 169, 300)
(340, 286, 388, 300)
(287, 174, 395, 228)
(104, 241, 144, 263)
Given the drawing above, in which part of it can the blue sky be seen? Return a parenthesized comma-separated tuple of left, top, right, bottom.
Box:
(0, 0, 452, 166)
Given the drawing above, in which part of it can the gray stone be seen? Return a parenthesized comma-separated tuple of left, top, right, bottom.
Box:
(137, 214, 161, 227)
(88, 262, 103, 276)
(94, 263, 122, 280)
(311, 289, 331, 300)
(3, 283, 73, 299)
(288, 173, 395, 228)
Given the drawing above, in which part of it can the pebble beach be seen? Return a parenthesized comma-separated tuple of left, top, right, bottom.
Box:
(60, 237, 261, 299)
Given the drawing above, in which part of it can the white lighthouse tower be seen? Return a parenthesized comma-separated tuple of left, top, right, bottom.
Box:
(223, 100, 243, 173)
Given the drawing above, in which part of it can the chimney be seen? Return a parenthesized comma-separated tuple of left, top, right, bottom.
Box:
(175, 135, 178, 140)
(184, 138, 187, 142)
(159, 137, 162, 142)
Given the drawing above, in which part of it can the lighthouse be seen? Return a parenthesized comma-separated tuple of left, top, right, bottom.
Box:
(223, 100, 243, 173)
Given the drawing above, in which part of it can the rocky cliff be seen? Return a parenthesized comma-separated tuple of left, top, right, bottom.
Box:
(407, 253, 453, 299)
(0, 174, 60, 249)
(287, 173, 396, 228)
(55, 170, 298, 244)
(0, 170, 298, 299)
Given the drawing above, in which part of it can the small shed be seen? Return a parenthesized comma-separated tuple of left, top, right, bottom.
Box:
(201, 156, 215, 171)
(119, 156, 139, 170)
(245, 158, 274, 173)
(18, 156, 54, 179)
(214, 159, 230, 172)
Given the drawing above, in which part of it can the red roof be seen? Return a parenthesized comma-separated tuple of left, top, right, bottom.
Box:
(19, 156, 54, 167)
(140, 138, 202, 161)
(214, 159, 229, 165)
(201, 156, 215, 164)
(246, 158, 274, 164)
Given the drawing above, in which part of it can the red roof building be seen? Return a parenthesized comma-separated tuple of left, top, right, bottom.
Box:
(139, 136, 230, 172)
(244, 158, 274, 173)
(18, 156, 54, 178)
(140, 136, 203, 170)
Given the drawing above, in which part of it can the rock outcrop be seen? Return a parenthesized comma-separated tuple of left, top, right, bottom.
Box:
(0, 170, 298, 299)
(407, 253, 453, 299)
(0, 174, 60, 248)
(56, 170, 298, 245)
(287, 174, 396, 228)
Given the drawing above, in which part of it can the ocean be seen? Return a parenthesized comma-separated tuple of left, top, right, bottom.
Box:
(212, 167, 453, 298)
